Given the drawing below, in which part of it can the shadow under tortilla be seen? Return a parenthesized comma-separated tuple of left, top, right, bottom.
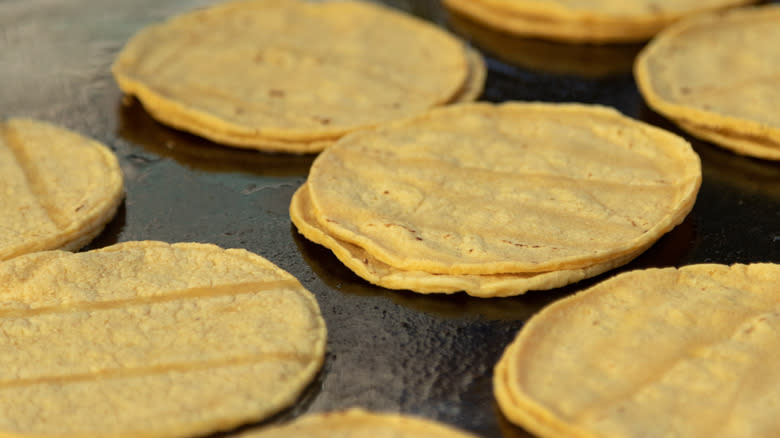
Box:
(447, 11, 644, 79)
(116, 97, 316, 178)
(79, 201, 126, 252)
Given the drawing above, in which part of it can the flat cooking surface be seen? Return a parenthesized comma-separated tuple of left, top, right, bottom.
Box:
(1, 1, 778, 436)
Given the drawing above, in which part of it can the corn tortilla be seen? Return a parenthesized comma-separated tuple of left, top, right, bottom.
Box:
(495, 263, 780, 438)
(0, 241, 327, 438)
(0, 118, 123, 261)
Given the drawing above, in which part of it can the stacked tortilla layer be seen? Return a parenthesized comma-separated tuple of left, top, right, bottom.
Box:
(291, 102, 702, 297)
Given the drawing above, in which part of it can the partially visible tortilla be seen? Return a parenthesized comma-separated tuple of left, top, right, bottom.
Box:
(235, 409, 480, 438)
(495, 263, 780, 438)
(0, 118, 124, 261)
(0, 241, 327, 438)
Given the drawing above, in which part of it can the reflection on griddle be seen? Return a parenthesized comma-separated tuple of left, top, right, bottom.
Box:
(447, 11, 644, 78)
(117, 98, 316, 177)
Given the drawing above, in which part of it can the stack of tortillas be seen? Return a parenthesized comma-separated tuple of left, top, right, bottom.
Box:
(0, 118, 124, 261)
(441, 0, 758, 43)
(291, 102, 702, 297)
(494, 263, 780, 437)
(235, 409, 480, 438)
(0, 241, 326, 438)
(635, 5, 780, 161)
(112, 0, 485, 154)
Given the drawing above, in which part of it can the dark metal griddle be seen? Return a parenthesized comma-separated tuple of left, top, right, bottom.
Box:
(1, 1, 778, 437)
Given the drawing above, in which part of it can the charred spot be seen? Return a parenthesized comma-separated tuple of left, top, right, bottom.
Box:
(75, 203, 85, 212)
(313, 116, 331, 125)
(468, 249, 474, 253)
(415, 237, 423, 241)
(502, 239, 528, 248)
(269, 89, 286, 98)
(592, 320, 600, 326)
(383, 190, 389, 194)
(744, 326, 755, 334)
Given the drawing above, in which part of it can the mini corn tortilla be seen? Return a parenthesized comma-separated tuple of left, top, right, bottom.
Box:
(443, 0, 757, 43)
(0, 241, 327, 438)
(0, 118, 124, 261)
(307, 102, 701, 275)
(291, 183, 644, 297)
(235, 409, 480, 438)
(635, 5, 780, 160)
(495, 263, 780, 438)
(130, 45, 485, 154)
(113, 0, 474, 149)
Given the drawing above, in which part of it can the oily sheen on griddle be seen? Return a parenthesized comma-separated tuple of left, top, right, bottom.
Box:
(297, 102, 701, 296)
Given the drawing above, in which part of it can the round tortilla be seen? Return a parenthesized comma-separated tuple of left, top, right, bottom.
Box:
(113, 0, 475, 150)
(495, 263, 780, 438)
(0, 118, 124, 261)
(635, 5, 780, 160)
(291, 183, 645, 297)
(307, 102, 701, 275)
(235, 409, 480, 438)
(442, 0, 757, 43)
(0, 241, 327, 438)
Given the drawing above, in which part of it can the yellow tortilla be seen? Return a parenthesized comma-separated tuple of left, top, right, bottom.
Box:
(0, 241, 327, 438)
(235, 409, 480, 438)
(125, 45, 485, 154)
(677, 120, 780, 161)
(0, 118, 124, 261)
(443, 0, 757, 43)
(635, 5, 780, 160)
(113, 0, 478, 151)
(291, 183, 645, 297)
(307, 102, 701, 275)
(495, 263, 780, 438)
